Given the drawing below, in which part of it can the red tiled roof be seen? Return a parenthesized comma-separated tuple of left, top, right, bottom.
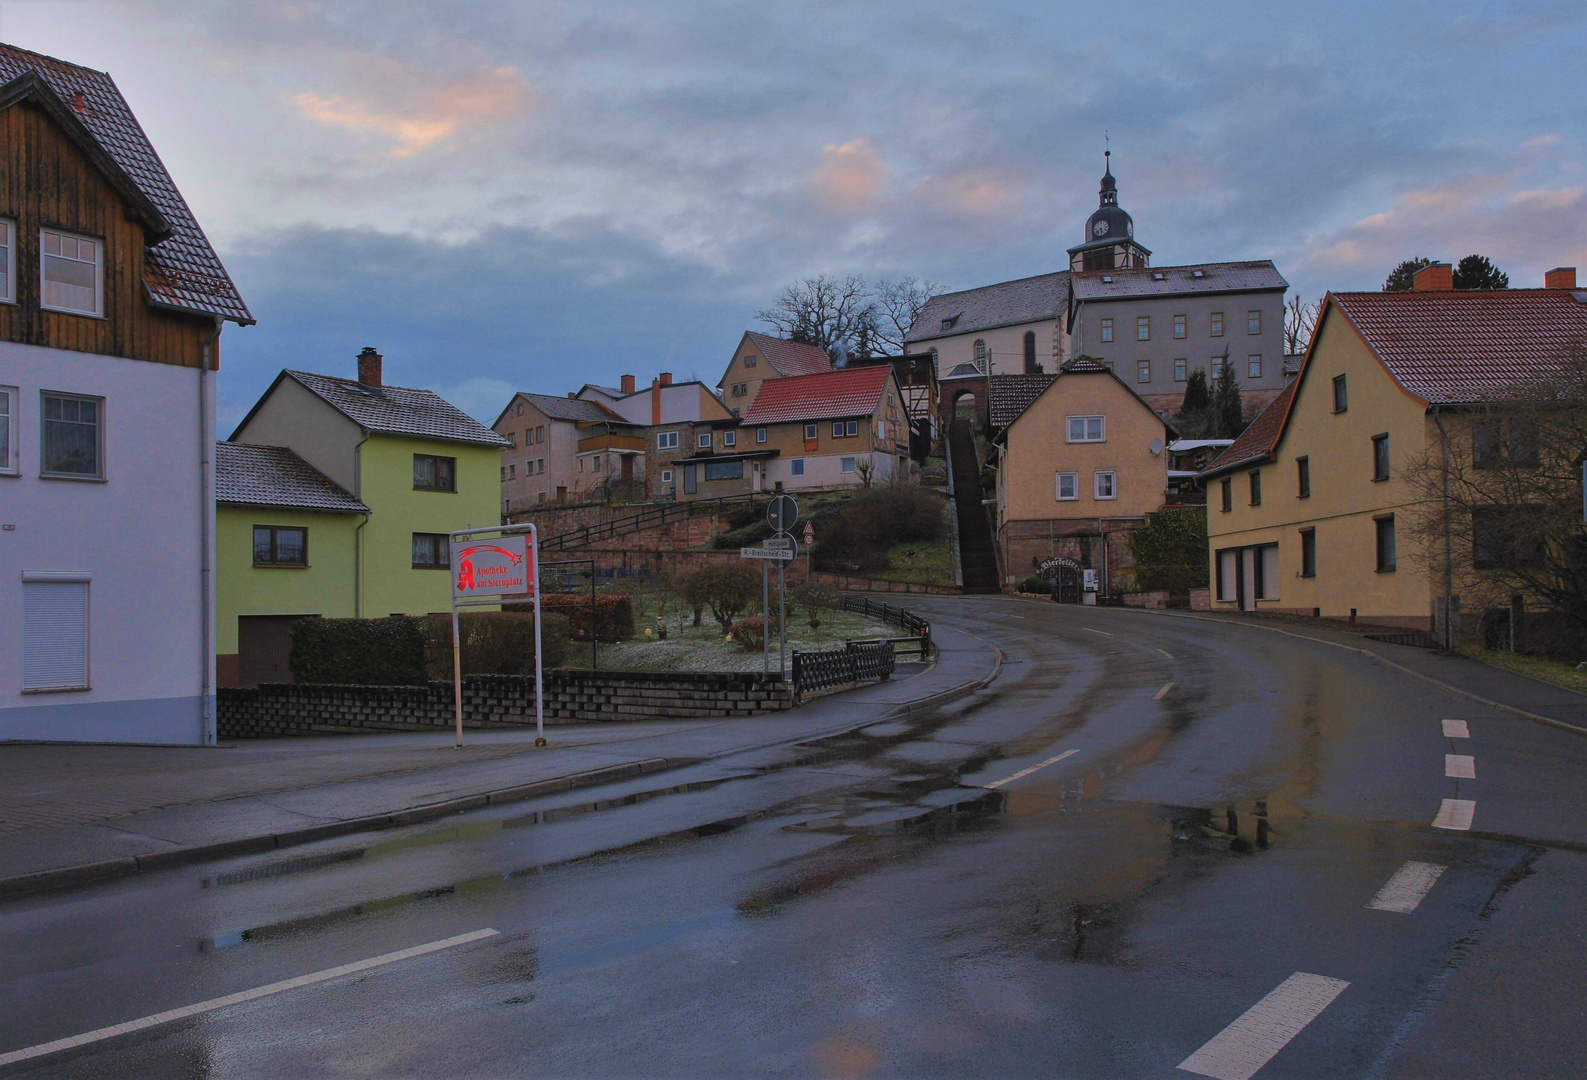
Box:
(1330, 289, 1587, 404)
(0, 44, 252, 324)
(1199, 378, 1297, 479)
(744, 332, 835, 377)
(740, 365, 892, 426)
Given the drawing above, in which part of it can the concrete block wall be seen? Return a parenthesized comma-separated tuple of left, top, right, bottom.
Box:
(218, 669, 793, 738)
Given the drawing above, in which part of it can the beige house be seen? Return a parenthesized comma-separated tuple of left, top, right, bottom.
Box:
(717, 331, 833, 413)
(494, 392, 634, 511)
(993, 358, 1177, 593)
(1199, 263, 1587, 635)
(578, 372, 735, 497)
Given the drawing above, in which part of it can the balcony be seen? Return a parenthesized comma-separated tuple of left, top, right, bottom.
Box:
(577, 433, 647, 454)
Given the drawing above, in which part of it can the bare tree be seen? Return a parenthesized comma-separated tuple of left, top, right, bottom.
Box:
(873, 276, 943, 353)
(1283, 294, 1318, 356)
(1403, 342, 1587, 653)
(755, 274, 875, 361)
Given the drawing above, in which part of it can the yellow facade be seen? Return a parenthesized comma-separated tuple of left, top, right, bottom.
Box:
(1203, 306, 1433, 626)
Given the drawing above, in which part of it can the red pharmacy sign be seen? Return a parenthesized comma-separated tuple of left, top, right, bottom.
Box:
(453, 535, 534, 598)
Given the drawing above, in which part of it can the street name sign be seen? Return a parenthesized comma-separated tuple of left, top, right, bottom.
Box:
(741, 544, 797, 562)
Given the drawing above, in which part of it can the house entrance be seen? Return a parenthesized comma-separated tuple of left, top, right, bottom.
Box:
(1039, 557, 1082, 604)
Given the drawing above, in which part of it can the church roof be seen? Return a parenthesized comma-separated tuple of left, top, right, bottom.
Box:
(905, 271, 1070, 345)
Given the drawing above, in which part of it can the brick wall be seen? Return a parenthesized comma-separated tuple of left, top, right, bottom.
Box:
(218, 669, 792, 738)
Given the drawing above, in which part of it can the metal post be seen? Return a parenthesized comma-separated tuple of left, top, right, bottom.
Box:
(533, 526, 546, 747)
(778, 556, 786, 677)
(451, 603, 464, 749)
(763, 560, 770, 673)
(590, 564, 597, 670)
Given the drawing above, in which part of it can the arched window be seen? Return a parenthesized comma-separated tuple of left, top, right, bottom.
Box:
(928, 347, 939, 372)
(1023, 331, 1037, 373)
(974, 339, 987, 372)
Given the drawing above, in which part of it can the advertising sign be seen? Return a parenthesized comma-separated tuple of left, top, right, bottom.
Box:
(453, 534, 534, 598)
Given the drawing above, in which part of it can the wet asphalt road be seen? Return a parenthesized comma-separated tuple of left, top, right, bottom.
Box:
(3, 597, 1586, 1079)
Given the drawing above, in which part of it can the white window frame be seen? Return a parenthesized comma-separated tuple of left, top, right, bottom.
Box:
(832, 422, 844, 438)
(846, 420, 858, 436)
(756, 427, 766, 444)
(657, 430, 679, 450)
(723, 430, 736, 447)
(0, 385, 17, 475)
(39, 390, 104, 480)
(698, 433, 712, 449)
(804, 424, 817, 440)
(21, 572, 91, 692)
(1055, 472, 1079, 501)
(1066, 415, 1105, 443)
(1094, 471, 1117, 500)
(40, 228, 103, 317)
(660, 469, 673, 484)
(0, 218, 14, 304)
(840, 456, 856, 474)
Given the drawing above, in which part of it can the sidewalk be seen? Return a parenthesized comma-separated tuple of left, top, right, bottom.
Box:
(0, 621, 1000, 899)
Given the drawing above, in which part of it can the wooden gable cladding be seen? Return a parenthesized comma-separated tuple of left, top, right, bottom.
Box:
(0, 98, 214, 369)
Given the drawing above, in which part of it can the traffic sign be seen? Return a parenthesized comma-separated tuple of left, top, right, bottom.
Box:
(767, 494, 799, 533)
(803, 522, 814, 545)
(741, 543, 798, 562)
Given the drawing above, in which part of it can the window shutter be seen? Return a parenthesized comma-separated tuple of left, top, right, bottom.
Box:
(23, 580, 89, 690)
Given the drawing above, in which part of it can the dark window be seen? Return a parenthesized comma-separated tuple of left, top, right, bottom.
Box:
(41, 392, 101, 477)
(1508, 420, 1539, 466)
(832, 422, 844, 438)
(1375, 516, 1396, 572)
(1473, 422, 1501, 468)
(1372, 434, 1390, 481)
(1220, 477, 1232, 512)
(1249, 470, 1262, 506)
(1296, 456, 1311, 498)
(1300, 529, 1316, 577)
(412, 533, 451, 569)
(846, 420, 858, 436)
(704, 460, 743, 481)
(1024, 331, 1037, 373)
(1332, 375, 1348, 413)
(413, 454, 456, 491)
(253, 526, 307, 566)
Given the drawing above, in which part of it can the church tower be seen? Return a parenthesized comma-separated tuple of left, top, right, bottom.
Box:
(1067, 151, 1151, 272)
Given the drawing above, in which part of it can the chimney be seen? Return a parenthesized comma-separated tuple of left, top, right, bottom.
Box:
(659, 372, 673, 386)
(651, 379, 662, 425)
(1545, 266, 1578, 290)
(568, 391, 577, 398)
(356, 346, 383, 387)
(1412, 263, 1454, 292)
(70, 90, 86, 114)
(620, 374, 636, 394)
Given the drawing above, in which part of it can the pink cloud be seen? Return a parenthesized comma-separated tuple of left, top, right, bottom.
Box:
(811, 138, 888, 213)
(294, 63, 532, 157)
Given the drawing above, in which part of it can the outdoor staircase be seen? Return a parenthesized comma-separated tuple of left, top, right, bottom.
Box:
(948, 419, 1001, 594)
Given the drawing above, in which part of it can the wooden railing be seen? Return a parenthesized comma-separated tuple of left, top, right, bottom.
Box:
(839, 594, 933, 658)
(791, 640, 895, 699)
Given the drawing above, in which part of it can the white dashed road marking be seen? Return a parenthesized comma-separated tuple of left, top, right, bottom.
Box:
(984, 748, 1080, 790)
(1445, 754, 1476, 779)
(1441, 719, 1470, 739)
(1432, 798, 1476, 831)
(1158, 648, 1175, 659)
(1155, 682, 1174, 700)
(0, 928, 500, 1067)
(1178, 972, 1350, 1080)
(1083, 627, 1113, 636)
(1367, 861, 1446, 913)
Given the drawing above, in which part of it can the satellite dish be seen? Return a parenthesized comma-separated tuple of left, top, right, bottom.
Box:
(1148, 437, 1165, 456)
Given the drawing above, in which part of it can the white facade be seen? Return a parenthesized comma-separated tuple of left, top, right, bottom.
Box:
(764, 449, 898, 491)
(0, 340, 215, 744)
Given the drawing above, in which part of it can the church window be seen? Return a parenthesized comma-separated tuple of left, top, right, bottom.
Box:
(973, 339, 987, 372)
(1024, 331, 1037, 373)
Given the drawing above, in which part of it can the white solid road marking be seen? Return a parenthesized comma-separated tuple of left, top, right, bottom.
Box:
(1178, 972, 1350, 1080)
(0, 928, 500, 1067)
(1083, 627, 1113, 636)
(1367, 861, 1447, 913)
(984, 748, 1080, 790)
(1432, 798, 1476, 831)
(1442, 719, 1470, 739)
(1445, 754, 1476, 779)
(1155, 682, 1174, 700)
(1158, 647, 1175, 659)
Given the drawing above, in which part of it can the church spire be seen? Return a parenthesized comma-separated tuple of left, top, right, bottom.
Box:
(1099, 148, 1117, 206)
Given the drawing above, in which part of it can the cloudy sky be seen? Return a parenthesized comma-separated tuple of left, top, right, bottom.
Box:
(6, 1, 1584, 427)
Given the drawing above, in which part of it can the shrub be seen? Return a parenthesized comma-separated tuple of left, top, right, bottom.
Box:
(1128, 507, 1210, 597)
(1017, 576, 1052, 595)
(728, 615, 780, 652)
(791, 582, 839, 626)
(814, 486, 945, 573)
(530, 594, 635, 642)
(684, 563, 763, 634)
(423, 611, 570, 678)
(290, 616, 428, 685)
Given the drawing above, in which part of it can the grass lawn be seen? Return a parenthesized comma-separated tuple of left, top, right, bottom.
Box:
(582, 608, 898, 672)
(870, 501, 955, 586)
(1465, 648, 1587, 695)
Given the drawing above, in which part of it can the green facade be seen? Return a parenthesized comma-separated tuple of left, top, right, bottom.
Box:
(216, 506, 360, 654)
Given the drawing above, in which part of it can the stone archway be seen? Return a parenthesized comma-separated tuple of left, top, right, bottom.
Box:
(936, 376, 989, 439)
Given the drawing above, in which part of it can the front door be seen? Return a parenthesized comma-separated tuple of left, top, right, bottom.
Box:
(621, 455, 634, 481)
(1053, 565, 1081, 604)
(683, 464, 697, 495)
(752, 462, 762, 492)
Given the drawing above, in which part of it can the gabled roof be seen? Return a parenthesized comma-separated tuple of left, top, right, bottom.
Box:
(997, 357, 1178, 443)
(234, 370, 508, 446)
(1328, 288, 1587, 405)
(740, 332, 834, 378)
(739, 365, 893, 426)
(1197, 379, 1298, 479)
(905, 271, 1069, 344)
(509, 393, 627, 425)
(0, 45, 252, 324)
(1070, 261, 1287, 302)
(943, 362, 985, 380)
(215, 443, 368, 513)
(989, 374, 1056, 428)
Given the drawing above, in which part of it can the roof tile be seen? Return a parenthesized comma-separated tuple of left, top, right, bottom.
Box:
(286, 371, 508, 446)
(216, 443, 368, 512)
(740, 366, 892, 426)
(1071, 261, 1287, 300)
(516, 393, 627, 424)
(743, 332, 834, 377)
(906, 272, 1069, 344)
(989, 374, 1056, 427)
(1199, 379, 1297, 478)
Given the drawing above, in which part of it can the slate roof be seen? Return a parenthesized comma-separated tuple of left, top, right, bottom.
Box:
(742, 332, 835, 378)
(905, 272, 1069, 344)
(0, 44, 252, 324)
(1328, 289, 1587, 405)
(1070, 261, 1287, 302)
(1198, 379, 1298, 479)
(989, 374, 1056, 428)
(215, 443, 368, 512)
(277, 371, 508, 446)
(942, 362, 985, 379)
(739, 365, 893, 426)
(995, 357, 1178, 443)
(516, 393, 627, 424)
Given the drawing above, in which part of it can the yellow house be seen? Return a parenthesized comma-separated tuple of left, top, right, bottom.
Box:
(717, 331, 833, 413)
(1199, 262, 1587, 632)
(993, 358, 1177, 593)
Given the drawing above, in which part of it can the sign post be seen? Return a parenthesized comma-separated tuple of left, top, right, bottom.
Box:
(449, 524, 541, 749)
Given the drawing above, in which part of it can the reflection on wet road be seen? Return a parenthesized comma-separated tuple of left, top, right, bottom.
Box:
(3, 598, 1587, 1077)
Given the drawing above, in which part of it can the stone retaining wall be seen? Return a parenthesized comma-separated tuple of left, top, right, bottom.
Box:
(218, 670, 793, 738)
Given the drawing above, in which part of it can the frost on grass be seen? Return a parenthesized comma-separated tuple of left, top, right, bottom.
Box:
(587, 610, 899, 673)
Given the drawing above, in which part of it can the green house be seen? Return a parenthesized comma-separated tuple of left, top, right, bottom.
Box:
(220, 349, 507, 684)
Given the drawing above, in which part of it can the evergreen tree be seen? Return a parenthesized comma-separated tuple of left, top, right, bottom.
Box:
(1453, 254, 1509, 290)
(1384, 257, 1434, 292)
(1175, 368, 1212, 437)
(1212, 349, 1245, 438)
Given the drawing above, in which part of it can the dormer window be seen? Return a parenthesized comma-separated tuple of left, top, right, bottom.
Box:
(1100, 275, 1113, 284)
(941, 313, 961, 331)
(0, 219, 13, 303)
(1152, 272, 1165, 281)
(1191, 269, 1205, 278)
(41, 229, 102, 317)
